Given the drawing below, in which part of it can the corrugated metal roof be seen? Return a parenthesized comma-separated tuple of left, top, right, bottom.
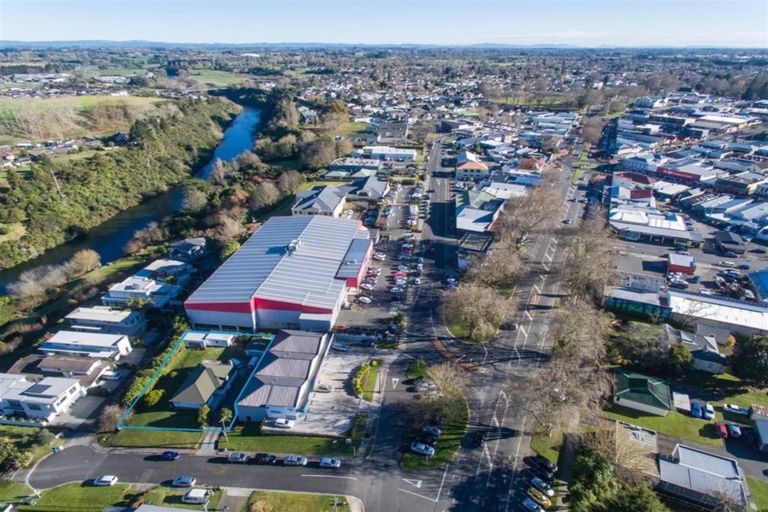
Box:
(336, 238, 372, 279)
(186, 216, 369, 309)
(659, 444, 746, 506)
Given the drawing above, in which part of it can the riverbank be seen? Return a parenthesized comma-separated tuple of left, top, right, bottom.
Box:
(0, 98, 240, 272)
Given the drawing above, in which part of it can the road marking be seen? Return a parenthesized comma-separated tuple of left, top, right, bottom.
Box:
(399, 488, 438, 502)
(524, 310, 533, 320)
(402, 478, 423, 488)
(541, 262, 549, 271)
(301, 474, 357, 480)
(391, 377, 399, 389)
(532, 284, 541, 294)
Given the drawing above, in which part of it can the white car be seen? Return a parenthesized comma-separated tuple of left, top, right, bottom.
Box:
(332, 342, 350, 352)
(93, 475, 118, 487)
(723, 403, 749, 416)
(272, 418, 295, 429)
(703, 403, 715, 420)
(718, 261, 735, 268)
(395, 279, 406, 286)
(390, 286, 404, 294)
(360, 283, 374, 291)
(358, 296, 372, 304)
(319, 456, 342, 469)
(372, 254, 386, 261)
(283, 455, 308, 466)
(412, 277, 422, 285)
(410, 442, 435, 457)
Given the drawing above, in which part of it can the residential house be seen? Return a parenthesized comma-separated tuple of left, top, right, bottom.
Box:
(613, 369, 672, 416)
(135, 259, 194, 287)
(8, 354, 108, 388)
(291, 186, 346, 217)
(170, 360, 234, 410)
(102, 276, 182, 309)
(659, 325, 726, 374)
(65, 306, 147, 337)
(169, 238, 208, 263)
(0, 373, 86, 422)
(40, 331, 132, 361)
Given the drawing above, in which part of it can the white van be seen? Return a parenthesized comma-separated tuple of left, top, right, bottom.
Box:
(182, 488, 211, 504)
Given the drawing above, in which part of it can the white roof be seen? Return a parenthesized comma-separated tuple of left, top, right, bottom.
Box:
(45, 330, 127, 348)
(667, 291, 768, 332)
(65, 306, 134, 323)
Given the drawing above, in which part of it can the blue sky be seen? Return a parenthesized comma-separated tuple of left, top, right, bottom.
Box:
(1, 0, 766, 47)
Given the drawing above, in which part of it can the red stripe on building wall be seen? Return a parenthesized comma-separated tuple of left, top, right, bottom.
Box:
(185, 301, 253, 313)
(252, 297, 333, 314)
(186, 298, 333, 315)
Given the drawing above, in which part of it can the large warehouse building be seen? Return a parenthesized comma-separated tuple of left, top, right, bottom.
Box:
(184, 216, 372, 331)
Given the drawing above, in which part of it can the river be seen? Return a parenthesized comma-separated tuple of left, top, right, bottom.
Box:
(0, 107, 262, 293)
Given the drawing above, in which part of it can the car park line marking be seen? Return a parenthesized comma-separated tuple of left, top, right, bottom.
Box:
(541, 262, 549, 271)
(301, 474, 357, 480)
(402, 478, 423, 488)
(524, 310, 533, 320)
(399, 488, 438, 502)
(532, 284, 541, 294)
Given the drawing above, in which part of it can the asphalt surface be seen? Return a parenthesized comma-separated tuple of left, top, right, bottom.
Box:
(27, 140, 588, 512)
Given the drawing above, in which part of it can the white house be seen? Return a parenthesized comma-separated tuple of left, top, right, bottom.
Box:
(65, 306, 147, 337)
(40, 331, 132, 361)
(0, 373, 85, 422)
(355, 145, 416, 162)
(102, 276, 182, 309)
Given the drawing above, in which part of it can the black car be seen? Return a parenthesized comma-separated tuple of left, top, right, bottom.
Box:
(252, 453, 278, 465)
(471, 431, 486, 448)
(533, 454, 558, 474)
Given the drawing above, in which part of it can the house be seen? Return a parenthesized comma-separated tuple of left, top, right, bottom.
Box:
(135, 259, 194, 287)
(714, 230, 746, 255)
(613, 369, 672, 416)
(355, 145, 416, 162)
(659, 325, 726, 374)
(169, 237, 208, 263)
(185, 216, 372, 331)
(0, 373, 86, 422)
(345, 175, 390, 201)
(455, 150, 490, 180)
(754, 418, 768, 453)
(291, 186, 346, 217)
(375, 120, 409, 144)
(8, 354, 108, 388)
(328, 157, 383, 176)
(181, 331, 235, 349)
(102, 276, 182, 309)
(237, 330, 331, 422)
(455, 189, 505, 234)
(40, 331, 132, 361)
(657, 444, 748, 511)
(65, 306, 147, 337)
(170, 361, 234, 410)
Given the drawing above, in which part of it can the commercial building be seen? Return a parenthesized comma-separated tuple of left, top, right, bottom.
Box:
(455, 150, 491, 180)
(657, 444, 748, 511)
(237, 330, 331, 422)
(65, 306, 147, 337)
(0, 373, 86, 422)
(355, 145, 416, 162)
(185, 216, 372, 331)
(608, 206, 704, 245)
(40, 331, 133, 361)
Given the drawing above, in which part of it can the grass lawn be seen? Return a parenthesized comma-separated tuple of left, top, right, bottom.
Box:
(748, 477, 768, 510)
(0, 425, 62, 463)
(298, 180, 348, 191)
(0, 479, 31, 503)
(602, 404, 722, 447)
(141, 486, 222, 510)
(99, 429, 203, 449)
(0, 296, 18, 327)
(401, 391, 469, 471)
(189, 70, 251, 87)
(246, 491, 349, 512)
(406, 359, 429, 380)
(17, 482, 131, 512)
(530, 428, 565, 464)
(679, 372, 768, 412)
(570, 168, 585, 185)
(361, 362, 380, 402)
(446, 321, 471, 339)
(220, 424, 350, 456)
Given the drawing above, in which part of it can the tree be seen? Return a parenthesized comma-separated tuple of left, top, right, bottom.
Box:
(124, 222, 165, 254)
(219, 240, 240, 261)
(277, 170, 304, 195)
(126, 297, 150, 311)
(442, 284, 512, 342)
(552, 299, 606, 366)
(0, 444, 31, 473)
(498, 173, 561, 243)
(569, 448, 621, 512)
(249, 181, 281, 210)
(584, 427, 654, 475)
(466, 245, 523, 290)
(581, 117, 606, 145)
(143, 389, 165, 408)
(299, 136, 337, 170)
(181, 188, 209, 214)
(597, 485, 669, 512)
(428, 362, 468, 396)
(219, 407, 233, 426)
(666, 343, 693, 376)
(235, 150, 261, 169)
(98, 405, 125, 433)
(562, 216, 616, 304)
(67, 249, 101, 278)
(732, 335, 768, 387)
(198, 404, 211, 427)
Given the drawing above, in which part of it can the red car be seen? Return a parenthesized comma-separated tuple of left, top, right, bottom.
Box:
(715, 422, 729, 439)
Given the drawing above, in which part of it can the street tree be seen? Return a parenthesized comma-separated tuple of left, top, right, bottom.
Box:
(581, 117, 606, 144)
(562, 216, 616, 304)
(442, 284, 511, 342)
(465, 245, 523, 290)
(498, 172, 561, 243)
(732, 335, 768, 387)
(198, 404, 211, 427)
(552, 299, 606, 366)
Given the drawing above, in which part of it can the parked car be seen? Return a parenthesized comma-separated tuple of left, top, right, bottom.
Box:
(272, 418, 295, 429)
(422, 425, 442, 436)
(358, 296, 372, 305)
(723, 404, 750, 416)
(360, 283, 374, 291)
(283, 455, 308, 466)
(93, 475, 118, 487)
(252, 453, 278, 465)
(521, 497, 545, 512)
(412, 277, 422, 285)
(332, 342, 350, 352)
(227, 451, 250, 463)
(319, 456, 342, 469)
(718, 261, 736, 268)
(181, 488, 211, 504)
(531, 476, 555, 497)
(715, 422, 729, 438)
(372, 254, 386, 261)
(727, 424, 742, 439)
(419, 433, 439, 446)
(527, 487, 552, 509)
(410, 442, 435, 457)
(398, 264, 409, 272)
(703, 403, 715, 420)
(691, 402, 703, 418)
(315, 383, 333, 393)
(532, 455, 558, 474)
(738, 263, 751, 270)
(172, 476, 197, 488)
(160, 451, 180, 461)
(562, 219, 572, 224)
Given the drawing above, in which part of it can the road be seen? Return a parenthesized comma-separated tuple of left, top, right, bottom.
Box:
(27, 140, 589, 512)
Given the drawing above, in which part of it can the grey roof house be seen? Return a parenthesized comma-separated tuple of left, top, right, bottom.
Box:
(291, 186, 346, 217)
(170, 360, 234, 410)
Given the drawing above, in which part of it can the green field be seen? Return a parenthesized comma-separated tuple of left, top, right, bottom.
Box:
(247, 491, 349, 512)
(748, 477, 768, 511)
(100, 429, 203, 449)
(0, 479, 31, 504)
(141, 486, 221, 510)
(530, 428, 565, 464)
(401, 391, 469, 470)
(446, 321, 471, 339)
(361, 362, 379, 402)
(220, 424, 349, 456)
(189, 70, 251, 87)
(16, 483, 131, 512)
(602, 404, 722, 447)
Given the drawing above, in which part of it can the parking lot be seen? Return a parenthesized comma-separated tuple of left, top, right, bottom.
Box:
(296, 343, 380, 437)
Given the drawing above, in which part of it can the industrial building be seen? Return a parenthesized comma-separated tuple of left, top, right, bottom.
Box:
(184, 216, 372, 331)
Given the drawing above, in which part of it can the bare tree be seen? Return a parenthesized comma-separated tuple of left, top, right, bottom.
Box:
(583, 426, 655, 475)
(181, 188, 209, 214)
(499, 172, 562, 244)
(442, 284, 512, 342)
(581, 117, 606, 145)
(67, 249, 101, 278)
(277, 170, 304, 196)
(249, 181, 281, 210)
(552, 298, 606, 366)
(124, 222, 165, 254)
(428, 362, 468, 396)
(562, 216, 616, 304)
(97, 404, 125, 433)
(465, 245, 523, 290)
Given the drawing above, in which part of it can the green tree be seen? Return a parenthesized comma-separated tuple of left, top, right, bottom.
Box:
(219, 407, 233, 426)
(143, 389, 165, 408)
(666, 343, 693, 376)
(219, 240, 240, 261)
(0, 444, 31, 472)
(569, 449, 621, 512)
(732, 335, 768, 387)
(198, 404, 211, 427)
(597, 485, 669, 512)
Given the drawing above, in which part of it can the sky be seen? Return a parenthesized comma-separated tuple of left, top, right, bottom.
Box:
(1, 0, 767, 48)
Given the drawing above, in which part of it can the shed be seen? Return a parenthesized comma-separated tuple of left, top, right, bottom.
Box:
(672, 392, 691, 413)
(667, 253, 696, 275)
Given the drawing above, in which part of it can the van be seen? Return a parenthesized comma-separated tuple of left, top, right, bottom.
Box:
(182, 488, 211, 504)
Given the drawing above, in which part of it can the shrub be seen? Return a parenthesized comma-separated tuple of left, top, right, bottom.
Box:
(143, 389, 165, 408)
